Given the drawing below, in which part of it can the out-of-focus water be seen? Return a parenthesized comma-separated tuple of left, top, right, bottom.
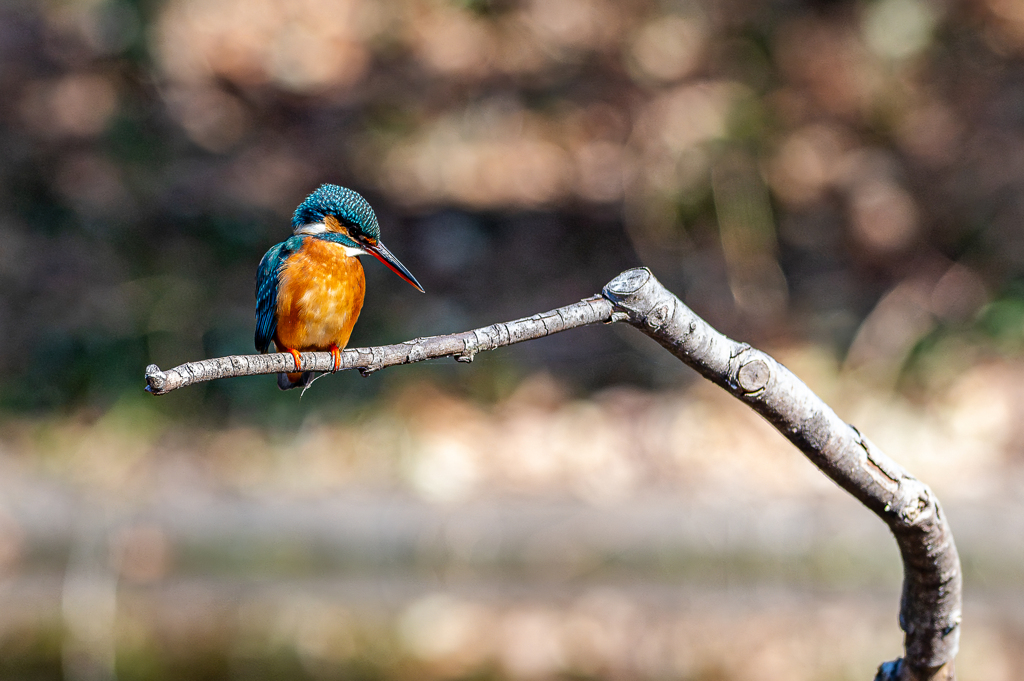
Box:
(2, 486, 1023, 681)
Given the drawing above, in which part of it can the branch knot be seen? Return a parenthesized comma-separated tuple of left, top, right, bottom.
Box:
(647, 304, 670, 329)
(737, 358, 770, 393)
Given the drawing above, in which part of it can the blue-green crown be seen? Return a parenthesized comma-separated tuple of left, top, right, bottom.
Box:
(291, 184, 380, 238)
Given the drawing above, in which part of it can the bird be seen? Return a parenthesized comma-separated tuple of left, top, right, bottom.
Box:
(255, 184, 424, 390)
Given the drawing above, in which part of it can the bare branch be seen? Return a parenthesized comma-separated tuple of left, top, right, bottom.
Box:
(602, 268, 961, 681)
(143, 267, 962, 678)
(145, 295, 615, 395)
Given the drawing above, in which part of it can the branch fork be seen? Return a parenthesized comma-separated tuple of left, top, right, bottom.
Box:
(144, 267, 961, 679)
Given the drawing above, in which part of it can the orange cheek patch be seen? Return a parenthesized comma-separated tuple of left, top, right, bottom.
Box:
(324, 214, 344, 234)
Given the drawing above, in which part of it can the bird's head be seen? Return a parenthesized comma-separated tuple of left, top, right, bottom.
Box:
(292, 184, 424, 292)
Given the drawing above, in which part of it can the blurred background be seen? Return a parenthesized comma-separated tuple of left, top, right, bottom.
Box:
(2, 0, 1024, 678)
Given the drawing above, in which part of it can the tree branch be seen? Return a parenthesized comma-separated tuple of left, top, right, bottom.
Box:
(143, 267, 961, 679)
(602, 269, 960, 681)
(145, 295, 616, 395)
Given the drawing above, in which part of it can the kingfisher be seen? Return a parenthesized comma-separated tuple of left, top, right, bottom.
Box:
(255, 184, 424, 390)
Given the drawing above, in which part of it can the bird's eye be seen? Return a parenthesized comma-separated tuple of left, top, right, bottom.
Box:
(350, 230, 375, 246)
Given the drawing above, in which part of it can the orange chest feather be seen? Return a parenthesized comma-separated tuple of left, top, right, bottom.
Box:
(275, 238, 366, 351)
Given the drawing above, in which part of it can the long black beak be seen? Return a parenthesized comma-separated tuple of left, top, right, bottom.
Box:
(366, 240, 424, 293)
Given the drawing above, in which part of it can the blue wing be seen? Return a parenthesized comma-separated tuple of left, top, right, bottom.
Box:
(254, 237, 303, 353)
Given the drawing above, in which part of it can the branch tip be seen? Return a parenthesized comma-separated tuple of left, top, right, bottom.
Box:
(145, 364, 167, 394)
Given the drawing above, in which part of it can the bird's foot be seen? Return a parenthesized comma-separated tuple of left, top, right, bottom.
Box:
(286, 348, 302, 371)
(329, 345, 342, 372)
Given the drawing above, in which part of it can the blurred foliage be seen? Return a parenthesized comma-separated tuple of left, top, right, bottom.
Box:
(978, 281, 1024, 347)
(2, 0, 1024, 422)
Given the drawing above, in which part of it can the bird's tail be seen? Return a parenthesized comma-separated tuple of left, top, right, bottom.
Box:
(277, 371, 313, 391)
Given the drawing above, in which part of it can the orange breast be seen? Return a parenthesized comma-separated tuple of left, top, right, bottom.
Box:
(274, 238, 366, 352)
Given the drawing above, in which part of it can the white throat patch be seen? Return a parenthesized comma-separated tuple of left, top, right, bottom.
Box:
(293, 222, 367, 257)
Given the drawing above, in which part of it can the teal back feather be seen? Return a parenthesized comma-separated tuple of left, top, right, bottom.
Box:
(254, 235, 304, 353)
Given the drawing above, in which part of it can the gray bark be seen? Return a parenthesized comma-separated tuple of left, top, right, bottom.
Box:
(145, 296, 615, 394)
(602, 269, 960, 681)
(144, 267, 961, 679)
